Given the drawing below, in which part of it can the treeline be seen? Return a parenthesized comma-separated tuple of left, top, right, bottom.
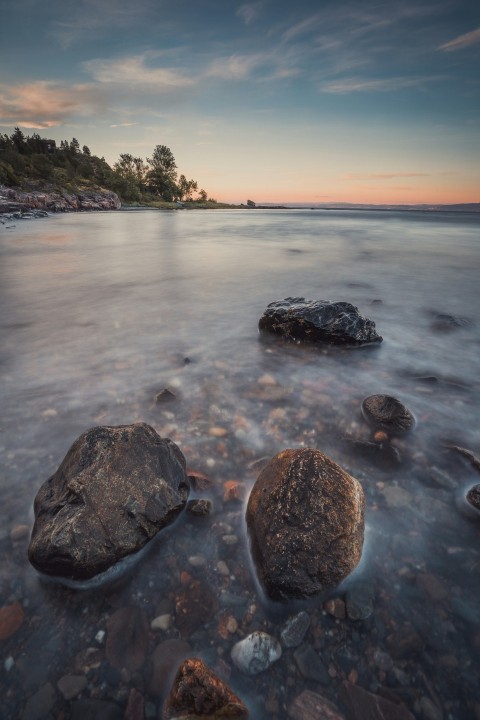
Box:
(0, 128, 214, 204)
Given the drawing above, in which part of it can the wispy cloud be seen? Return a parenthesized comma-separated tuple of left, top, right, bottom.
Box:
(0, 81, 103, 128)
(236, 2, 263, 26)
(439, 27, 480, 52)
(109, 122, 139, 128)
(343, 172, 430, 180)
(320, 75, 440, 93)
(83, 55, 193, 88)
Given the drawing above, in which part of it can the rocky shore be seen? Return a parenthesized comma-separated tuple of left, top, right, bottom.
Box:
(0, 184, 121, 216)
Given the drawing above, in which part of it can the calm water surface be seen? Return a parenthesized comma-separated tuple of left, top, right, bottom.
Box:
(1, 209, 479, 719)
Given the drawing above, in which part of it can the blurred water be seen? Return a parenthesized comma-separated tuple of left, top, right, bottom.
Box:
(1, 209, 479, 719)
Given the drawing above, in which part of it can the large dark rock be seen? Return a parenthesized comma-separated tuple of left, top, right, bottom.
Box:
(28, 423, 189, 580)
(246, 448, 365, 600)
(259, 297, 382, 346)
(361, 394, 415, 434)
(163, 658, 249, 719)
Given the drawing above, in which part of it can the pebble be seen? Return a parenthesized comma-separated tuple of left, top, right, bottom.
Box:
(10, 524, 30, 541)
(208, 427, 228, 437)
(280, 611, 311, 648)
(22, 682, 55, 720)
(293, 643, 329, 684)
(151, 614, 172, 631)
(216, 560, 230, 576)
(420, 696, 443, 720)
(57, 674, 88, 700)
(0, 601, 25, 640)
(231, 631, 282, 675)
(188, 555, 206, 567)
(222, 534, 239, 545)
(186, 499, 213, 516)
(323, 598, 346, 619)
(345, 582, 374, 620)
(95, 630, 106, 644)
(4, 656, 14, 671)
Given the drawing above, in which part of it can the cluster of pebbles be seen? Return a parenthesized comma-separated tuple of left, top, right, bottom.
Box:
(1, 299, 479, 720)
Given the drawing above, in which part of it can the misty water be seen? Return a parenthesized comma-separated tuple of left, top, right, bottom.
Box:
(1, 208, 479, 719)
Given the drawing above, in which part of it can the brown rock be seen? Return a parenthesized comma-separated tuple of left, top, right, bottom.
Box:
(106, 606, 149, 672)
(362, 395, 415, 434)
(223, 481, 248, 503)
(341, 681, 415, 720)
(416, 573, 449, 603)
(175, 580, 219, 637)
(148, 639, 191, 697)
(323, 598, 346, 619)
(0, 601, 24, 640)
(288, 689, 345, 720)
(28, 423, 189, 579)
(124, 688, 144, 720)
(163, 658, 249, 719)
(246, 448, 365, 600)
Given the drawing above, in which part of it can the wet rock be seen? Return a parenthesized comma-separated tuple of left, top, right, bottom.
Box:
(361, 395, 415, 434)
(155, 388, 176, 403)
(106, 605, 149, 671)
(125, 688, 144, 720)
(163, 657, 249, 719)
(288, 689, 345, 720)
(293, 643, 329, 683)
(246, 448, 365, 599)
(351, 439, 402, 469)
(28, 423, 189, 579)
(428, 311, 471, 332)
(22, 682, 55, 720)
(151, 613, 173, 631)
(258, 297, 382, 345)
(324, 598, 346, 619)
(175, 579, 219, 637)
(280, 611, 310, 648)
(416, 573, 449, 603)
(466, 484, 480, 511)
(148, 638, 191, 697)
(231, 631, 282, 675)
(187, 499, 213, 517)
(340, 681, 415, 720)
(70, 699, 123, 720)
(0, 601, 24, 640)
(345, 581, 374, 620)
(57, 674, 87, 700)
(420, 697, 443, 720)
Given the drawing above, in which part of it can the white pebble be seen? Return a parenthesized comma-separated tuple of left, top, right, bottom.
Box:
(188, 555, 206, 567)
(217, 561, 230, 576)
(4, 656, 14, 672)
(151, 614, 172, 631)
(95, 630, 106, 644)
(231, 631, 282, 675)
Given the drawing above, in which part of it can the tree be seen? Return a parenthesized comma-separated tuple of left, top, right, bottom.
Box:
(11, 127, 26, 153)
(146, 144, 178, 199)
(198, 189, 208, 202)
(70, 138, 80, 154)
(82, 145, 91, 156)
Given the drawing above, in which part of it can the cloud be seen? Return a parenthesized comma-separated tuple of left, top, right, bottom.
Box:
(320, 75, 439, 93)
(109, 122, 139, 128)
(0, 81, 103, 128)
(439, 27, 480, 52)
(343, 172, 430, 180)
(206, 49, 300, 82)
(83, 55, 193, 88)
(236, 2, 263, 25)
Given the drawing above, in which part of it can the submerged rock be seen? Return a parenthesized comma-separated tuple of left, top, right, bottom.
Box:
(258, 297, 382, 345)
(231, 631, 282, 675)
(466, 484, 480, 512)
(361, 394, 415, 434)
(28, 423, 189, 580)
(246, 448, 365, 600)
(163, 658, 249, 719)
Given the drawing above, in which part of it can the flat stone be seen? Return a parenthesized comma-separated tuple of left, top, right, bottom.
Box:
(340, 681, 415, 720)
(163, 658, 249, 719)
(148, 639, 191, 697)
(259, 297, 382, 346)
(280, 611, 311, 648)
(231, 631, 282, 675)
(0, 601, 24, 640)
(57, 674, 87, 700)
(288, 689, 345, 720)
(186, 499, 213, 517)
(28, 423, 189, 580)
(345, 582, 374, 620)
(22, 682, 55, 720)
(106, 605, 149, 671)
(246, 448, 365, 600)
(293, 643, 329, 684)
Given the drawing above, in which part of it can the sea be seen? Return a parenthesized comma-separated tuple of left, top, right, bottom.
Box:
(1, 208, 479, 719)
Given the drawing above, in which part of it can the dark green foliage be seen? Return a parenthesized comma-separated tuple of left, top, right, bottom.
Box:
(0, 130, 209, 205)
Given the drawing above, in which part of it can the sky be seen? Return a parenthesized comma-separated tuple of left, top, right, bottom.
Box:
(0, 0, 479, 204)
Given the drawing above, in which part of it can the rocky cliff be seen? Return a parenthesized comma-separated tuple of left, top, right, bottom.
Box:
(0, 184, 121, 214)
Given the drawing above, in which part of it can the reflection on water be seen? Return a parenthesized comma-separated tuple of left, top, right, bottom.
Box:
(1, 209, 480, 719)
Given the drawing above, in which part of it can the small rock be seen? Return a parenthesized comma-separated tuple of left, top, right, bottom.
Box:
(22, 682, 55, 720)
(151, 614, 172, 631)
(341, 681, 415, 719)
(280, 611, 311, 648)
(209, 427, 228, 437)
(124, 688, 144, 720)
(373, 431, 389, 443)
(106, 606, 149, 671)
(175, 580, 219, 637)
(223, 480, 248, 502)
(217, 561, 230, 576)
(57, 674, 87, 700)
(222, 534, 239, 545)
(4, 656, 14, 671)
(155, 388, 176, 403)
(323, 598, 346, 619)
(0, 601, 24, 640)
(420, 696, 443, 720)
(345, 582, 374, 621)
(188, 555, 206, 567)
(293, 643, 329, 684)
(361, 395, 415, 434)
(95, 630, 106, 644)
(231, 631, 282, 675)
(288, 689, 345, 720)
(149, 639, 191, 697)
(416, 573, 449, 603)
(466, 484, 480, 511)
(163, 657, 249, 719)
(10, 524, 30, 541)
(186, 499, 213, 517)
(187, 470, 213, 491)
(74, 647, 103, 673)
